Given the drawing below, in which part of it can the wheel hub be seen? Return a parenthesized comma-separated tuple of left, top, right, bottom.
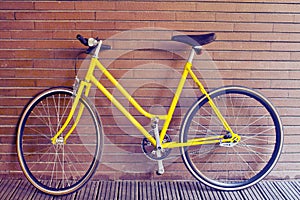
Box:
(219, 131, 240, 147)
(56, 136, 64, 145)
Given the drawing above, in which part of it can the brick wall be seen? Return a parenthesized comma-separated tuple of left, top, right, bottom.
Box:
(0, 1, 299, 180)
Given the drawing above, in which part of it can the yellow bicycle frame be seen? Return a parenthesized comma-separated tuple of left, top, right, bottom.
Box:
(51, 50, 240, 148)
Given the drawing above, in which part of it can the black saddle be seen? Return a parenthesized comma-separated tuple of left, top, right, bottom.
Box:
(172, 33, 216, 47)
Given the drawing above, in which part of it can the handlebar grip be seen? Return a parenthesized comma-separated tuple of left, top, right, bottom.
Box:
(76, 34, 88, 46)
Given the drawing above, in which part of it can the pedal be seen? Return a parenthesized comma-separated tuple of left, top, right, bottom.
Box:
(157, 160, 165, 175)
(156, 148, 165, 175)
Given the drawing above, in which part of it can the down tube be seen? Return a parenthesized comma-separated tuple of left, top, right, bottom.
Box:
(90, 75, 157, 146)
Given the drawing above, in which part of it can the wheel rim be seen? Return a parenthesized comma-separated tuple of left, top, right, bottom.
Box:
(17, 88, 101, 195)
(181, 87, 282, 190)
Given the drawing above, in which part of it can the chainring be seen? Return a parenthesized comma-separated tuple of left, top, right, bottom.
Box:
(141, 131, 172, 161)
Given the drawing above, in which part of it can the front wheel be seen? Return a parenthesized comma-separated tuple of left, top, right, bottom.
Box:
(17, 87, 103, 195)
(180, 86, 283, 190)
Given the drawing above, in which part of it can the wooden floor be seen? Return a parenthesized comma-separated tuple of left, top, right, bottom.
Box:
(0, 179, 299, 200)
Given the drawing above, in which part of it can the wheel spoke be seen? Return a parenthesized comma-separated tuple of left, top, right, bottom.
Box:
(181, 87, 282, 190)
(17, 88, 102, 195)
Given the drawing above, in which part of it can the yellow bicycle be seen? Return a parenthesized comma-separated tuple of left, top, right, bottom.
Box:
(17, 33, 283, 195)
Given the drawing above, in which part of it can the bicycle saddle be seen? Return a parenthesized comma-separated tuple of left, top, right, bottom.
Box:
(171, 33, 216, 47)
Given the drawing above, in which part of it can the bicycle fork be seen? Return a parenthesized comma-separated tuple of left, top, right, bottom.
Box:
(51, 78, 91, 145)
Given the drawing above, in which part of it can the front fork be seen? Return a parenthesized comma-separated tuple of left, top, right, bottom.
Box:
(51, 78, 91, 144)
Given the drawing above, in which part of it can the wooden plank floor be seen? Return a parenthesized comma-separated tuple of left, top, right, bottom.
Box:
(0, 179, 299, 200)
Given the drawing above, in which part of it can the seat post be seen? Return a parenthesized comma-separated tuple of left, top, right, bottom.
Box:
(187, 48, 197, 63)
(187, 46, 202, 64)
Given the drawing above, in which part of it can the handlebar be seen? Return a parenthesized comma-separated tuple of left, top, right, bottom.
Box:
(76, 34, 89, 46)
(76, 34, 111, 54)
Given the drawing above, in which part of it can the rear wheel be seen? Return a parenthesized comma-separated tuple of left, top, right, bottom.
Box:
(17, 87, 103, 195)
(180, 86, 283, 190)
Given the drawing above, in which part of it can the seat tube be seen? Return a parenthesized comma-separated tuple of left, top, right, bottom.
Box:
(160, 48, 197, 141)
(160, 49, 196, 141)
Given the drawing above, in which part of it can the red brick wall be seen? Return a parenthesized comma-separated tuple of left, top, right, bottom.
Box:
(0, 1, 299, 180)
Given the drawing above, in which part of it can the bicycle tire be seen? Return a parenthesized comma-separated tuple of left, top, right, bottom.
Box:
(180, 86, 283, 191)
(17, 87, 103, 195)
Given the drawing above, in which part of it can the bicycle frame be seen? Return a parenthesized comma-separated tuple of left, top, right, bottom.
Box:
(51, 44, 239, 148)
